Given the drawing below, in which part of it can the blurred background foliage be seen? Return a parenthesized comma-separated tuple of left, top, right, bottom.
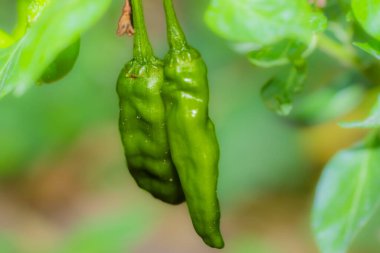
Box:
(0, 0, 379, 252)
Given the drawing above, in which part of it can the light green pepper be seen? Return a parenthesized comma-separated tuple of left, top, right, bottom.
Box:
(162, 0, 224, 248)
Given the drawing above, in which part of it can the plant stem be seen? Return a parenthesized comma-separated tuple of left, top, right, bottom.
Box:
(163, 0, 187, 51)
(131, 0, 153, 62)
(317, 33, 362, 71)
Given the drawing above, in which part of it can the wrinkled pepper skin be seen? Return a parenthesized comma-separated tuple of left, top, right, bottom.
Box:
(117, 0, 184, 204)
(162, 0, 224, 248)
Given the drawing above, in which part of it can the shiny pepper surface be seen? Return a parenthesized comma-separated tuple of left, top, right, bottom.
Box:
(117, 0, 184, 204)
(162, 0, 224, 248)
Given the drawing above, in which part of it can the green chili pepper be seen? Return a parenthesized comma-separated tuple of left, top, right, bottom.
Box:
(117, 0, 184, 204)
(162, 0, 224, 248)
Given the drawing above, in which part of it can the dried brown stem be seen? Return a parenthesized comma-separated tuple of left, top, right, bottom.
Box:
(117, 0, 135, 36)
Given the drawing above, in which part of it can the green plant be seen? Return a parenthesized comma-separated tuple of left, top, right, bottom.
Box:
(1, 0, 81, 84)
(0, 0, 109, 96)
(39, 39, 80, 83)
(162, 0, 224, 248)
(1, 0, 380, 252)
(206, 0, 380, 252)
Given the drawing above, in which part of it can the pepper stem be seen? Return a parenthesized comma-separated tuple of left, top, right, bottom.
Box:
(163, 0, 187, 51)
(131, 0, 153, 62)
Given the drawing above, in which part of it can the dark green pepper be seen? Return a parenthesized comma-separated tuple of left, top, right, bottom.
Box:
(117, 0, 184, 204)
(162, 0, 224, 248)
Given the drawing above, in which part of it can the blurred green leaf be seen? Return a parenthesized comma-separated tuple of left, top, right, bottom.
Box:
(341, 96, 380, 128)
(205, 0, 326, 46)
(0, 70, 118, 176)
(27, 0, 49, 25)
(323, 0, 351, 20)
(261, 63, 307, 116)
(312, 131, 380, 253)
(0, 0, 111, 97)
(57, 206, 156, 253)
(0, 233, 19, 253)
(259, 35, 308, 116)
(291, 74, 365, 125)
(0, 30, 14, 48)
(353, 41, 380, 59)
(247, 38, 316, 68)
(12, 0, 29, 40)
(352, 0, 380, 41)
(350, 201, 380, 252)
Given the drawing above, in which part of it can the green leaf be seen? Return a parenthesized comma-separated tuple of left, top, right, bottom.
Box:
(0, 0, 111, 97)
(323, 0, 351, 20)
(27, 0, 50, 25)
(261, 63, 307, 116)
(312, 131, 380, 253)
(256, 29, 309, 116)
(13, 0, 29, 40)
(247, 41, 292, 67)
(341, 96, 380, 128)
(353, 41, 380, 59)
(205, 0, 326, 46)
(247, 37, 316, 68)
(290, 74, 365, 125)
(0, 30, 14, 48)
(352, 0, 380, 41)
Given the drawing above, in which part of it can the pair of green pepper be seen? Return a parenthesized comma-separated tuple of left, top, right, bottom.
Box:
(117, 0, 224, 248)
(116, 0, 184, 205)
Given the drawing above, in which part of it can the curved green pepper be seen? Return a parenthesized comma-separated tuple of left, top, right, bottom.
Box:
(117, 0, 184, 204)
(162, 0, 224, 248)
